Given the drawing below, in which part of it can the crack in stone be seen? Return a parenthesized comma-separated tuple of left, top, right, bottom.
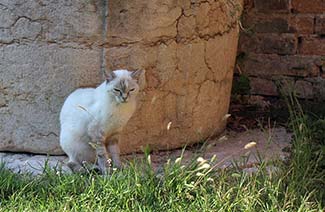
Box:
(37, 132, 58, 138)
(175, 8, 184, 43)
(106, 1, 241, 48)
(99, 0, 108, 78)
(203, 41, 214, 77)
(1, 39, 104, 50)
(12, 16, 33, 25)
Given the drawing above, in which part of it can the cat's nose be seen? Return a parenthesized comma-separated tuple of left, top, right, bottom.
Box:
(121, 96, 128, 102)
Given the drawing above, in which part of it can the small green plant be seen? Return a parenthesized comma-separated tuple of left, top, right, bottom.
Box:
(283, 88, 325, 207)
(232, 74, 251, 95)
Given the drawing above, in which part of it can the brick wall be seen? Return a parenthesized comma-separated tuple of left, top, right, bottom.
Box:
(236, 0, 325, 100)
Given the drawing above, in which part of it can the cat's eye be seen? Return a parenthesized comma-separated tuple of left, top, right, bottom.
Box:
(129, 88, 135, 92)
(113, 88, 121, 92)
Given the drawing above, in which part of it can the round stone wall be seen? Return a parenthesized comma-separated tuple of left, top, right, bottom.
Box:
(0, 0, 242, 155)
(106, 0, 242, 153)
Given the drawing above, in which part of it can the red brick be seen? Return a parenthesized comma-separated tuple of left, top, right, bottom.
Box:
(254, 0, 290, 13)
(292, 0, 325, 13)
(315, 15, 325, 35)
(238, 0, 325, 99)
(260, 34, 297, 54)
(298, 36, 325, 55)
(249, 77, 278, 96)
(243, 14, 290, 33)
(254, 17, 289, 33)
(240, 53, 320, 77)
(295, 80, 314, 99)
(289, 15, 314, 34)
(239, 33, 297, 55)
(244, 13, 315, 34)
(243, 0, 254, 11)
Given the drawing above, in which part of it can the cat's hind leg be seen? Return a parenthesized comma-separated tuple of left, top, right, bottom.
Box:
(60, 129, 96, 173)
(67, 161, 85, 173)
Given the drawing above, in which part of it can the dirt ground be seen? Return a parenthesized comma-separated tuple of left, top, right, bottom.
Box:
(0, 127, 291, 175)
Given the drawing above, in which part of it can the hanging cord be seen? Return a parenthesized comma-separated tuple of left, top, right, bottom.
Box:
(100, 0, 109, 79)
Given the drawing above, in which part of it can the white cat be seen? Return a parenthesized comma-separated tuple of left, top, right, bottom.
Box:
(59, 69, 144, 173)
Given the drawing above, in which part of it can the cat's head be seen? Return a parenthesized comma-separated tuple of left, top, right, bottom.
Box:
(106, 69, 145, 104)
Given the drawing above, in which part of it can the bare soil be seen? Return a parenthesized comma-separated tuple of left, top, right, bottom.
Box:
(0, 127, 291, 175)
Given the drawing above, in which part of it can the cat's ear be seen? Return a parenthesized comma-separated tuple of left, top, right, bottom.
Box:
(131, 69, 145, 81)
(106, 71, 116, 83)
(131, 69, 146, 90)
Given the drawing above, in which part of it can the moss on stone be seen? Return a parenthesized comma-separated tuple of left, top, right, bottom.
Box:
(232, 74, 251, 95)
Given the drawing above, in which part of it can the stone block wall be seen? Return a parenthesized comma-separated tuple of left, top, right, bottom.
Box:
(0, 0, 242, 155)
(0, 1, 104, 154)
(236, 0, 325, 99)
(106, 0, 243, 153)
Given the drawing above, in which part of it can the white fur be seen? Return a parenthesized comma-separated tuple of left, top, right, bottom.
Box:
(59, 70, 139, 168)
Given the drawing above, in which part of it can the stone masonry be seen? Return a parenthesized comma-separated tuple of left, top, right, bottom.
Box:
(0, 1, 103, 154)
(106, 0, 243, 153)
(236, 0, 325, 99)
(0, 0, 242, 155)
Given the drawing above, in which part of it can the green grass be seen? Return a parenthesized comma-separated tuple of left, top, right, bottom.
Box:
(0, 98, 324, 211)
(0, 147, 323, 211)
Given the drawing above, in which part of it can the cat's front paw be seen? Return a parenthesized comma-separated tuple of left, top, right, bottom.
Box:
(97, 155, 112, 175)
(112, 159, 123, 170)
(67, 161, 86, 173)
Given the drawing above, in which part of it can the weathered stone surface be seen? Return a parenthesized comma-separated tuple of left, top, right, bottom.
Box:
(239, 33, 297, 55)
(253, 17, 289, 33)
(249, 77, 278, 96)
(0, 0, 242, 155)
(12, 17, 42, 40)
(254, 0, 290, 13)
(239, 54, 320, 77)
(0, 0, 103, 155)
(0, 5, 17, 28)
(106, 1, 181, 45)
(298, 36, 325, 55)
(0, 28, 13, 43)
(289, 15, 315, 34)
(315, 15, 325, 35)
(243, 13, 316, 34)
(0, 152, 69, 175)
(0, 44, 101, 154)
(106, 0, 242, 153)
(0, 0, 103, 44)
(309, 78, 325, 100)
(292, 0, 325, 13)
(295, 80, 314, 99)
(236, 0, 324, 98)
